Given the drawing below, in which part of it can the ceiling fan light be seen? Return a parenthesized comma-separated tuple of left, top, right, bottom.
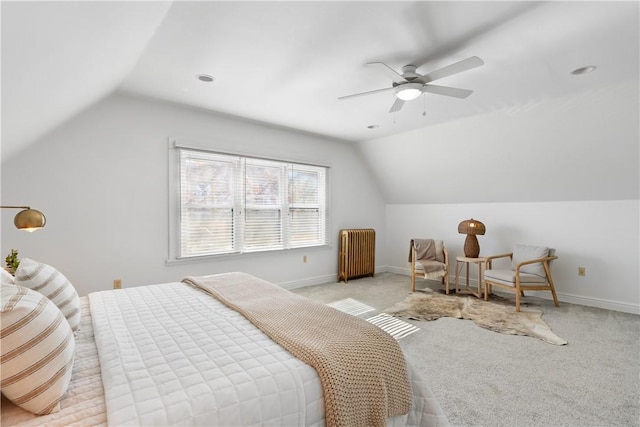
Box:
(395, 83, 423, 101)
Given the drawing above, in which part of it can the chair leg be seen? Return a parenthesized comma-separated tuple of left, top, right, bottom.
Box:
(545, 266, 560, 307)
(410, 247, 416, 292)
(484, 281, 489, 301)
(444, 273, 450, 295)
(549, 286, 560, 307)
(514, 280, 522, 312)
(549, 276, 560, 307)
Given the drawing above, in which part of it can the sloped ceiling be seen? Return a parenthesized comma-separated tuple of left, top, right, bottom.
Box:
(1, 1, 172, 161)
(2, 1, 639, 201)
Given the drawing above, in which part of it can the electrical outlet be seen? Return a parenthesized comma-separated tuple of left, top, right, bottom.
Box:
(113, 279, 122, 289)
(578, 267, 586, 277)
(303, 255, 307, 263)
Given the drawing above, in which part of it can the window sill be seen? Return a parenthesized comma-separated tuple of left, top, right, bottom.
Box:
(166, 244, 332, 266)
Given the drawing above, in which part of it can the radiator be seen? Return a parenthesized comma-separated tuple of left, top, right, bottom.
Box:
(338, 228, 375, 283)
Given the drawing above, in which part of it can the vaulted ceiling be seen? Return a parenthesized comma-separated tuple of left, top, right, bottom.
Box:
(2, 1, 639, 169)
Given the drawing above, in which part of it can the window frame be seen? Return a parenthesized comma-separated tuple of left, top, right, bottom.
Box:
(167, 138, 331, 263)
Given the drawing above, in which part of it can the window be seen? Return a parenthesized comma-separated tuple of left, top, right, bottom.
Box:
(175, 147, 328, 259)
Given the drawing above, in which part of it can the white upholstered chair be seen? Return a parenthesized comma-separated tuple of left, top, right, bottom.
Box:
(409, 239, 449, 293)
(483, 244, 559, 312)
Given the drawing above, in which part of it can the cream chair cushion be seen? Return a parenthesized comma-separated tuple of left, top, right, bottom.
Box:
(511, 244, 549, 278)
(484, 269, 547, 286)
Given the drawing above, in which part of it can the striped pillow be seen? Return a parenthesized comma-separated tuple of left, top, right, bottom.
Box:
(15, 258, 81, 332)
(1, 284, 75, 414)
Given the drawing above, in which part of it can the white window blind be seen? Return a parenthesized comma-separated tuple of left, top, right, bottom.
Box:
(244, 158, 284, 251)
(179, 151, 238, 257)
(289, 164, 326, 248)
(177, 148, 328, 258)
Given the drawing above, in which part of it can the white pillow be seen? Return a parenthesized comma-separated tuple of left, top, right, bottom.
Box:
(15, 258, 81, 332)
(1, 283, 75, 415)
(1, 268, 14, 285)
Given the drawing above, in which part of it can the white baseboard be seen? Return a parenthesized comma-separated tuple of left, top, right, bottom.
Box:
(382, 266, 640, 315)
(279, 273, 337, 290)
(534, 291, 640, 315)
(385, 266, 412, 276)
(281, 265, 394, 290)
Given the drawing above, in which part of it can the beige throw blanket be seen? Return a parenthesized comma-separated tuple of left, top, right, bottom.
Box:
(182, 272, 411, 427)
(410, 239, 446, 279)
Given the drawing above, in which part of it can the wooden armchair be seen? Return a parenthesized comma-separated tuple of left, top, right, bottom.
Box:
(409, 239, 449, 293)
(483, 244, 559, 311)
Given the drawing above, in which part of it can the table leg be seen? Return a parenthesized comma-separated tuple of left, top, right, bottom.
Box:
(465, 263, 469, 293)
(477, 262, 482, 297)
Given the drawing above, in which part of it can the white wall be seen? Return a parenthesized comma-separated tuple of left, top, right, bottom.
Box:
(385, 201, 640, 314)
(357, 80, 639, 205)
(1, 94, 386, 295)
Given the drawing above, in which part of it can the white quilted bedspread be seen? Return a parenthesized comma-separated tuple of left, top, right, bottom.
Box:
(88, 280, 448, 427)
(89, 282, 325, 426)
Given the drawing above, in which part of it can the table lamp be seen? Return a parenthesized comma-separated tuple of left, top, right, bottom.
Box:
(458, 218, 485, 258)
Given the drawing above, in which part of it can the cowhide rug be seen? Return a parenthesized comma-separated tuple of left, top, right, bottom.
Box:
(384, 291, 567, 345)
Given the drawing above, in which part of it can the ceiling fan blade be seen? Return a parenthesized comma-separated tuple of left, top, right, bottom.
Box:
(366, 62, 407, 84)
(338, 87, 394, 101)
(389, 98, 405, 113)
(422, 84, 473, 99)
(415, 56, 484, 84)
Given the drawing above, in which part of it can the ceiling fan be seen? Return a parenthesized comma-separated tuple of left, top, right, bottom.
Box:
(339, 56, 484, 113)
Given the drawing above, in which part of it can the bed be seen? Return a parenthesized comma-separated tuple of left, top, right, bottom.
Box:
(1, 271, 448, 426)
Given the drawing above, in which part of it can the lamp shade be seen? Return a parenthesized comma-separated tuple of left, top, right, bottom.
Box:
(458, 218, 486, 236)
(13, 208, 46, 232)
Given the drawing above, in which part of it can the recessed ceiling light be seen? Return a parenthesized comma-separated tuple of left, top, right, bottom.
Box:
(571, 66, 597, 75)
(196, 74, 215, 82)
(367, 125, 380, 129)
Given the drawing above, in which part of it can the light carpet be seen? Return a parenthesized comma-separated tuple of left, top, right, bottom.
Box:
(294, 272, 640, 426)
